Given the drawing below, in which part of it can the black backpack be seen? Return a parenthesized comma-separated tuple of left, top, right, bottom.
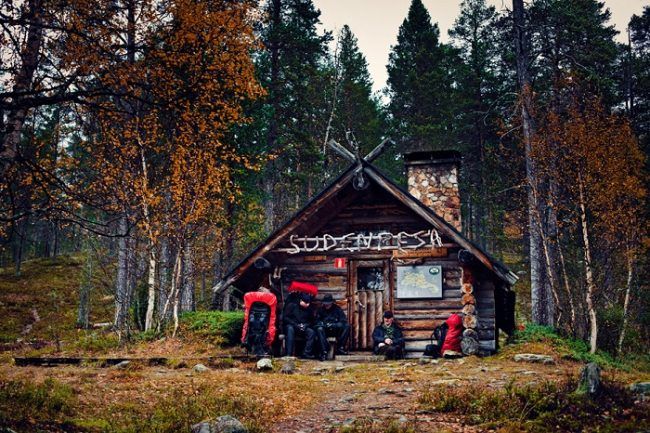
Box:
(245, 301, 271, 356)
(423, 323, 448, 358)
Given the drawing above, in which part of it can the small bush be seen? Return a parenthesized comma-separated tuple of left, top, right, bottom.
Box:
(0, 378, 75, 427)
(340, 417, 416, 433)
(74, 331, 120, 352)
(180, 311, 244, 346)
(419, 379, 647, 432)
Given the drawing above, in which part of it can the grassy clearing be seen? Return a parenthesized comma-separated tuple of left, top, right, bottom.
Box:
(419, 378, 647, 432)
(179, 310, 245, 346)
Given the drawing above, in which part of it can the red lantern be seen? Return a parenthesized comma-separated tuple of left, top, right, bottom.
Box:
(334, 258, 346, 268)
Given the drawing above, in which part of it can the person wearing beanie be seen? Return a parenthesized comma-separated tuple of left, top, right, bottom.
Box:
(315, 294, 350, 360)
(372, 310, 405, 359)
(282, 292, 317, 358)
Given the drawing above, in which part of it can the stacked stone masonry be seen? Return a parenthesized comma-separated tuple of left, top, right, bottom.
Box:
(406, 164, 462, 231)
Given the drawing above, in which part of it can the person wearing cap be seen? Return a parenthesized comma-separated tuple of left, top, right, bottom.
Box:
(372, 311, 405, 359)
(315, 294, 350, 360)
(282, 292, 318, 358)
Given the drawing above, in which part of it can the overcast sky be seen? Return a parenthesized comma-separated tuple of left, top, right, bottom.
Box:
(311, 0, 647, 94)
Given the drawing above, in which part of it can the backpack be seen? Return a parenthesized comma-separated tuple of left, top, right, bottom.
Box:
(422, 323, 448, 358)
(246, 301, 271, 356)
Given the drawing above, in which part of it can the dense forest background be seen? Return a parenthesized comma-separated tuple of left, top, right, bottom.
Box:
(1, 0, 647, 356)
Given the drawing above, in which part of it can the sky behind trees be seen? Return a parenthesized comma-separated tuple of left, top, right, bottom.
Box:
(312, 0, 647, 94)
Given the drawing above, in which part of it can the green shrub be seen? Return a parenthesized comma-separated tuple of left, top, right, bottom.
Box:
(74, 331, 120, 352)
(0, 378, 75, 427)
(419, 379, 646, 432)
(180, 311, 244, 346)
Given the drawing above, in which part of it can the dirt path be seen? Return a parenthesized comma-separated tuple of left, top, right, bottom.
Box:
(270, 360, 488, 433)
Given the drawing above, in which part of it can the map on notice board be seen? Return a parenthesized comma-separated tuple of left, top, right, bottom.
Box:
(396, 265, 443, 299)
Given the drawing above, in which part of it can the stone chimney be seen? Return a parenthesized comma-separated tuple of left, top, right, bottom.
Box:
(405, 150, 462, 231)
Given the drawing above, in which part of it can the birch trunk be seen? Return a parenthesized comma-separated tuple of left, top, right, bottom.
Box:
(180, 243, 195, 312)
(617, 251, 634, 355)
(578, 174, 598, 354)
(0, 0, 44, 178)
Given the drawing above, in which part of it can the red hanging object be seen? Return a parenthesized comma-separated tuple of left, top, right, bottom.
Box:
(334, 257, 346, 269)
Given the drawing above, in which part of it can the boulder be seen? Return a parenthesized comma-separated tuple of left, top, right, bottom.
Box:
(575, 362, 601, 397)
(114, 360, 130, 369)
(629, 382, 650, 395)
(191, 415, 248, 433)
(193, 364, 210, 373)
(256, 358, 273, 371)
(280, 359, 295, 374)
(513, 353, 555, 364)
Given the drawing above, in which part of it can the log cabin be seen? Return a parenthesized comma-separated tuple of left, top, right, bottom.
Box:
(212, 150, 517, 357)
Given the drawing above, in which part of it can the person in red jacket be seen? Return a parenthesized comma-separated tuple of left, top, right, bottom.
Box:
(440, 313, 463, 357)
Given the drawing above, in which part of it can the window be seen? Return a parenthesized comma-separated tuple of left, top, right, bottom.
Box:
(357, 267, 385, 291)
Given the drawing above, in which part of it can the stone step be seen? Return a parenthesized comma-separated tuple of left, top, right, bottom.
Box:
(334, 353, 386, 362)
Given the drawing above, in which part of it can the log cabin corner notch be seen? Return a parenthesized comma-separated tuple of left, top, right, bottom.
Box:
(212, 149, 518, 357)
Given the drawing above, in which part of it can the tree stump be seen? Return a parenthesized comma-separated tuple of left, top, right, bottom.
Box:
(461, 337, 479, 355)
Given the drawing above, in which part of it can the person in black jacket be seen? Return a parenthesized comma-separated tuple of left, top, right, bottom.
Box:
(372, 310, 405, 359)
(283, 292, 317, 358)
(315, 294, 350, 360)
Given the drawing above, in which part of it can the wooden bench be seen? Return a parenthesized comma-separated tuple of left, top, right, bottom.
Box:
(278, 334, 337, 359)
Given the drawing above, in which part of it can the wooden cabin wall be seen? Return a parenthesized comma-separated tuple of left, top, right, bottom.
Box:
(463, 265, 498, 353)
(393, 258, 464, 355)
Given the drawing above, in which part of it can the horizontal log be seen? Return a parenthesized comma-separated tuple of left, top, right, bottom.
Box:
(461, 294, 476, 305)
(462, 304, 476, 315)
(461, 283, 473, 294)
(392, 309, 461, 318)
(403, 329, 435, 340)
(477, 329, 495, 340)
(463, 314, 477, 329)
(398, 319, 445, 331)
(463, 329, 478, 339)
(393, 299, 462, 310)
(479, 340, 496, 351)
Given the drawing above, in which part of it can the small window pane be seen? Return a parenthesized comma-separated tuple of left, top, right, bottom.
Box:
(357, 267, 384, 291)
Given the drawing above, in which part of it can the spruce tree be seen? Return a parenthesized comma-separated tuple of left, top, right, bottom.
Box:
(386, 0, 462, 151)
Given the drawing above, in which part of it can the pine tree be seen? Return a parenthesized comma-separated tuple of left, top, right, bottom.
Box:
(386, 0, 461, 151)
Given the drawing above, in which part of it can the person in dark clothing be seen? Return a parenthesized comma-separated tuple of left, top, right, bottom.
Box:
(315, 294, 350, 360)
(283, 292, 317, 358)
(372, 310, 405, 360)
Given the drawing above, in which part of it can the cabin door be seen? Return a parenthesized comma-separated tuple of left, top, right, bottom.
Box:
(348, 260, 390, 351)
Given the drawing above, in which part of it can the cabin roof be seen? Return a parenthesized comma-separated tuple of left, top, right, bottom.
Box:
(212, 161, 518, 296)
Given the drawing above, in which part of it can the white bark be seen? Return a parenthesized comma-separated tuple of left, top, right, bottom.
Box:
(578, 174, 598, 354)
(617, 251, 634, 355)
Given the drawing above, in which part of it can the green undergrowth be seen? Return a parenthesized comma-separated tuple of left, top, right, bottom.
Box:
(91, 386, 265, 433)
(419, 378, 647, 432)
(0, 378, 76, 430)
(179, 310, 245, 346)
(512, 324, 648, 371)
(339, 418, 416, 433)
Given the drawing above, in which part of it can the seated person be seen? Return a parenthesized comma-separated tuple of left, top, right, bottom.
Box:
(283, 293, 317, 359)
(315, 294, 350, 359)
(372, 310, 405, 360)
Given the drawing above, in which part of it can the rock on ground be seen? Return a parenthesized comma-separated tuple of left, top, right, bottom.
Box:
(576, 362, 601, 396)
(629, 382, 650, 395)
(257, 358, 273, 370)
(114, 361, 130, 369)
(191, 415, 248, 433)
(513, 353, 555, 364)
(280, 359, 296, 374)
(193, 364, 210, 373)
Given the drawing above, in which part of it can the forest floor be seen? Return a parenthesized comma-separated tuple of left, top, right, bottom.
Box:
(1, 256, 649, 433)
